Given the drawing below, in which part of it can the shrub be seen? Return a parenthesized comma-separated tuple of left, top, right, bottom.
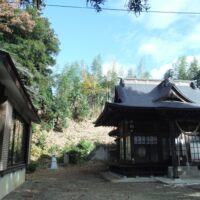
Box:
(78, 139, 95, 155)
(57, 155, 64, 163)
(31, 144, 43, 159)
(67, 139, 95, 164)
(38, 154, 51, 168)
(36, 133, 47, 150)
(68, 147, 81, 164)
(27, 160, 39, 173)
(48, 144, 60, 155)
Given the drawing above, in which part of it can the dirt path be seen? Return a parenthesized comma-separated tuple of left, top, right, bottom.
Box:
(4, 162, 200, 200)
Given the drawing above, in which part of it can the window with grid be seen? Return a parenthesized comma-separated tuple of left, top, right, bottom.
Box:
(190, 136, 200, 161)
(8, 113, 26, 166)
(175, 135, 186, 157)
(134, 136, 157, 144)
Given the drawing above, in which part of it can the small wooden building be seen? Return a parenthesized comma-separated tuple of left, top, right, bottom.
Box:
(95, 78, 200, 178)
(0, 50, 39, 199)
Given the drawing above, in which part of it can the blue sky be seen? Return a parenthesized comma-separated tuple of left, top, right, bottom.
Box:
(43, 0, 200, 78)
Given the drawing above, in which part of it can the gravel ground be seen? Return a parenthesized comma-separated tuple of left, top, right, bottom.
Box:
(4, 162, 200, 200)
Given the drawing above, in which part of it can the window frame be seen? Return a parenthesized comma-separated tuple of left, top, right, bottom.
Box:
(7, 111, 28, 167)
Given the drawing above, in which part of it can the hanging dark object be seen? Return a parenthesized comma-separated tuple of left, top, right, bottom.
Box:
(128, 0, 150, 15)
(87, 0, 150, 15)
(33, 0, 42, 9)
(86, 0, 105, 12)
(19, 0, 42, 9)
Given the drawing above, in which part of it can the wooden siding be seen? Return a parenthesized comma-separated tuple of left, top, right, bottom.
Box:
(0, 101, 13, 171)
(0, 102, 6, 170)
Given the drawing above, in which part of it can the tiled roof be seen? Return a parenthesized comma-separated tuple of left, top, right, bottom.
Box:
(95, 78, 200, 126)
(119, 78, 200, 106)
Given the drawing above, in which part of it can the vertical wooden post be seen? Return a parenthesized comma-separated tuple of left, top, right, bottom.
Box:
(130, 121, 134, 163)
(169, 120, 179, 178)
(123, 120, 126, 160)
(25, 124, 32, 165)
(117, 138, 120, 161)
(155, 120, 162, 162)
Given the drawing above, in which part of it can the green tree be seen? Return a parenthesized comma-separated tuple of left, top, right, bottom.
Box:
(102, 63, 118, 95)
(90, 55, 110, 109)
(136, 58, 150, 79)
(55, 57, 120, 124)
(126, 67, 136, 79)
(91, 54, 102, 81)
(1, 6, 60, 129)
(141, 71, 150, 79)
(55, 63, 89, 124)
(163, 56, 200, 81)
(4, 7, 59, 72)
(187, 58, 199, 80)
(174, 56, 188, 80)
(164, 69, 174, 79)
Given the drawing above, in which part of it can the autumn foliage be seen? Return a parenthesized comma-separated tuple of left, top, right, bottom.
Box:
(0, 0, 35, 33)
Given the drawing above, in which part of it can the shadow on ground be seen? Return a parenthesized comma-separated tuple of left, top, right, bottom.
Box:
(4, 161, 200, 200)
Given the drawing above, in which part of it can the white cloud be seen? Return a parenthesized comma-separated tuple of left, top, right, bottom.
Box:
(107, 0, 190, 29)
(187, 24, 200, 47)
(104, 0, 200, 77)
(135, 19, 200, 68)
(138, 43, 157, 55)
(136, 35, 184, 65)
(135, 0, 199, 30)
(145, 0, 188, 29)
(102, 61, 121, 76)
(150, 63, 173, 79)
(102, 59, 136, 78)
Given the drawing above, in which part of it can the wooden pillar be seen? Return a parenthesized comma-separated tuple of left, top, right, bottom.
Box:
(130, 121, 134, 163)
(169, 120, 179, 178)
(25, 124, 32, 165)
(154, 121, 162, 162)
(117, 138, 120, 161)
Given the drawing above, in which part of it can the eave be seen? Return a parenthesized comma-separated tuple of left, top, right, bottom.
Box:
(0, 50, 40, 123)
(95, 102, 200, 127)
